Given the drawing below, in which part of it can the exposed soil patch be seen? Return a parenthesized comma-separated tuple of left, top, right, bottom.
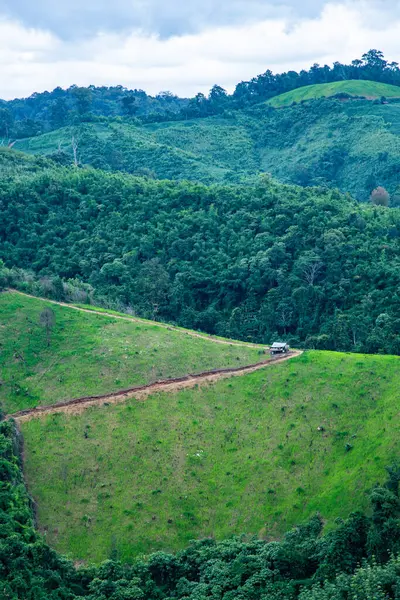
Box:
(11, 352, 302, 422)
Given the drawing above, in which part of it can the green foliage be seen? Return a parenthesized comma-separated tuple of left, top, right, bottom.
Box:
(1, 159, 400, 353)
(21, 350, 400, 562)
(12, 92, 400, 200)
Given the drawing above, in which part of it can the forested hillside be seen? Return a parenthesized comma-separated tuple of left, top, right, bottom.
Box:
(1, 153, 400, 353)
(12, 90, 400, 200)
(4, 50, 400, 201)
(2, 34, 400, 600)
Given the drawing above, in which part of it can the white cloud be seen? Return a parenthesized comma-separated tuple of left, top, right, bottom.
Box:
(1, 2, 400, 99)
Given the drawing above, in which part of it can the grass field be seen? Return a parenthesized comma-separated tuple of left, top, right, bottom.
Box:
(0, 292, 264, 414)
(21, 350, 400, 564)
(268, 80, 400, 108)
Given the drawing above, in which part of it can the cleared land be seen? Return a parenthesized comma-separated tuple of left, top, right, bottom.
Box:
(0, 292, 265, 414)
(21, 350, 400, 564)
(267, 80, 400, 107)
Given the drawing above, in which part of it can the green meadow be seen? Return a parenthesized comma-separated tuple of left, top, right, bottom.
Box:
(0, 292, 264, 414)
(21, 350, 400, 564)
(267, 79, 400, 107)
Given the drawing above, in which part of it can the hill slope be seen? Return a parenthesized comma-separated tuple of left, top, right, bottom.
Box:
(21, 349, 400, 563)
(1, 163, 400, 353)
(0, 292, 265, 414)
(11, 92, 400, 199)
(267, 80, 400, 108)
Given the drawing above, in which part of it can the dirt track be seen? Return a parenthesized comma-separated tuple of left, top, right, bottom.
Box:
(10, 290, 263, 349)
(11, 351, 302, 422)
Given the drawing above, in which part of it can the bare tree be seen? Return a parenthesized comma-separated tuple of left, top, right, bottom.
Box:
(302, 260, 324, 286)
(277, 302, 293, 335)
(39, 308, 55, 347)
(71, 136, 79, 167)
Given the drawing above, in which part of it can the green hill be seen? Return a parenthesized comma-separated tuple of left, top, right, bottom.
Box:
(267, 80, 400, 108)
(10, 90, 400, 200)
(0, 291, 264, 415)
(21, 349, 400, 563)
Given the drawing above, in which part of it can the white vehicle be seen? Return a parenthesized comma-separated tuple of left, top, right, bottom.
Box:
(270, 342, 290, 355)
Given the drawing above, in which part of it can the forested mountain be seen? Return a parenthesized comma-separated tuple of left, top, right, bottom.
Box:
(2, 45, 400, 600)
(1, 152, 400, 354)
(0, 86, 187, 139)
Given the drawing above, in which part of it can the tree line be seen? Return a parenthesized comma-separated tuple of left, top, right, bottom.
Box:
(1, 50, 399, 139)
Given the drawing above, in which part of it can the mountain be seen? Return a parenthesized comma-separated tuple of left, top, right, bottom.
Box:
(2, 52, 400, 599)
(1, 292, 398, 564)
(2, 416, 400, 598)
(19, 338, 399, 562)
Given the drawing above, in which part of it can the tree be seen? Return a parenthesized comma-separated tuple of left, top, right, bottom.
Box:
(39, 308, 55, 347)
(71, 86, 93, 115)
(50, 98, 68, 127)
(362, 49, 387, 70)
(370, 186, 390, 206)
(0, 108, 13, 139)
(121, 94, 139, 116)
(71, 135, 79, 167)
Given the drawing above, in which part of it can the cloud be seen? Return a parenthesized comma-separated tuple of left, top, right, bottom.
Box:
(0, 2, 400, 99)
(0, 0, 328, 38)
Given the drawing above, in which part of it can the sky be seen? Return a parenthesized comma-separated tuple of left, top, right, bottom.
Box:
(0, 0, 400, 99)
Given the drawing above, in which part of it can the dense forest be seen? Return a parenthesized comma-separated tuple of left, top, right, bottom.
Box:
(0, 49, 399, 139)
(1, 418, 400, 599)
(1, 150, 400, 354)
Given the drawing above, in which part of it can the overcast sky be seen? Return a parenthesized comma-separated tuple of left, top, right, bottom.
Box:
(0, 0, 400, 99)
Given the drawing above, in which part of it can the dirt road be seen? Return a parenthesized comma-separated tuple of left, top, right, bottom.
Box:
(11, 351, 302, 422)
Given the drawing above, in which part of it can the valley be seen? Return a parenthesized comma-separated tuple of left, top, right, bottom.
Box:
(1, 48, 400, 599)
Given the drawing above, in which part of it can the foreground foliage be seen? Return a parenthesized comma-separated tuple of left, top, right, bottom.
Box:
(1, 420, 400, 598)
(1, 158, 400, 353)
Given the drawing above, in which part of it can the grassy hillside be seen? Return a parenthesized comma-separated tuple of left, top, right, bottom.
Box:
(0, 292, 264, 414)
(268, 80, 400, 108)
(21, 350, 400, 563)
(13, 121, 241, 184)
(10, 91, 400, 200)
